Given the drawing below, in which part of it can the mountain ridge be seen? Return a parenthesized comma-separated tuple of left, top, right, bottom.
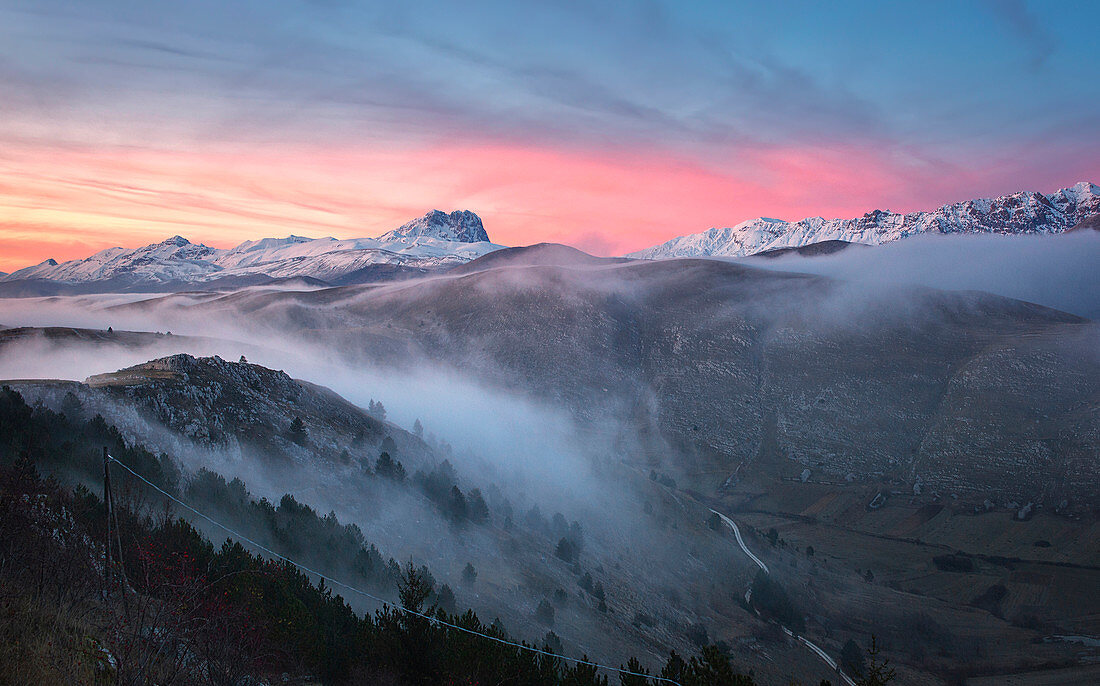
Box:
(2, 209, 503, 291)
(631, 181, 1100, 259)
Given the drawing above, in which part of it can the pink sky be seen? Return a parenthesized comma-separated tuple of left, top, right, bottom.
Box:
(3, 1, 1099, 274)
(2, 137, 1094, 273)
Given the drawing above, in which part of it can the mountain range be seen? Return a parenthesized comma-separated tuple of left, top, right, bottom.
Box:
(0, 209, 500, 295)
(3, 183, 1098, 296)
(630, 181, 1100, 259)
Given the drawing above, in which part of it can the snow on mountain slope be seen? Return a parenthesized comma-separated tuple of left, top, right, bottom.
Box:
(630, 181, 1100, 259)
(3, 210, 503, 288)
(6, 236, 222, 283)
(377, 209, 489, 243)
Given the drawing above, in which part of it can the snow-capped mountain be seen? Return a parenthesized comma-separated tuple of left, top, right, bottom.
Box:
(3, 210, 503, 291)
(630, 181, 1100, 259)
(377, 209, 489, 243)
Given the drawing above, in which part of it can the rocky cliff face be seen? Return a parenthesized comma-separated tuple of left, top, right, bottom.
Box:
(20, 354, 432, 470)
(378, 209, 490, 243)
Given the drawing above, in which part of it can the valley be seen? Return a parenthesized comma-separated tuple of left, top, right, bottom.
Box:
(1, 239, 1096, 683)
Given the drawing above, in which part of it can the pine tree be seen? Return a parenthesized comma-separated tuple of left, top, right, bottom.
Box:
(618, 657, 649, 686)
(536, 598, 555, 625)
(288, 416, 307, 446)
(544, 630, 564, 655)
(368, 399, 387, 421)
(857, 636, 896, 686)
(413, 418, 423, 437)
(448, 485, 468, 521)
(398, 561, 433, 613)
(375, 452, 406, 482)
(467, 488, 490, 524)
(563, 657, 607, 686)
(462, 562, 477, 585)
(436, 583, 456, 614)
(660, 651, 687, 682)
(555, 537, 577, 564)
(688, 645, 753, 685)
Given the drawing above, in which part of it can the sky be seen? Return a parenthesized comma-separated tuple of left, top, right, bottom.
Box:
(1, 0, 1098, 272)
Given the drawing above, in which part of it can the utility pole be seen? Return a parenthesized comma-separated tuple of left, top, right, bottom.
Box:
(103, 446, 112, 599)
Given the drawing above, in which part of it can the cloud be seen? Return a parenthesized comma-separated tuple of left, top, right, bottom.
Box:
(744, 231, 1100, 320)
(983, 0, 1056, 67)
(0, 0, 1097, 270)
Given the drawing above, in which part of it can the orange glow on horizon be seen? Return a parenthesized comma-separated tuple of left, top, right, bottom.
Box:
(0, 138, 1006, 273)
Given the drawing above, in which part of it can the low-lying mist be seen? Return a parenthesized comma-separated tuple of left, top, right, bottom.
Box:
(0, 294, 732, 666)
(740, 231, 1100, 319)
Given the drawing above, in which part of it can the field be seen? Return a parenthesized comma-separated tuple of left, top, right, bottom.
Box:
(714, 475, 1100, 684)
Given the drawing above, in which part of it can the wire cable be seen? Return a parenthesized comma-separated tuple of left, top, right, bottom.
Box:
(107, 454, 681, 685)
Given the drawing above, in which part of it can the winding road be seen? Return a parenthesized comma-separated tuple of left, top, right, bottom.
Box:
(710, 508, 856, 686)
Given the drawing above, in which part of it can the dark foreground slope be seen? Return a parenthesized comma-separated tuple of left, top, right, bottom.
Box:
(1, 387, 775, 686)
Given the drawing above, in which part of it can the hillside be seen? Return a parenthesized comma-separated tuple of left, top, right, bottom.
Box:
(113, 248, 1100, 510)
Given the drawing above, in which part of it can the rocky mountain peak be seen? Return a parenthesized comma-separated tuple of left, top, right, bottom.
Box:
(379, 209, 490, 243)
(631, 181, 1100, 259)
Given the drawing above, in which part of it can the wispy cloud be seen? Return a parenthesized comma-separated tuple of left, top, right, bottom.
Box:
(983, 0, 1056, 67)
(0, 0, 1096, 268)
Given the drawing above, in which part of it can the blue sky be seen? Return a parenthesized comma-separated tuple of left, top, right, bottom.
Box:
(1, 0, 1097, 267)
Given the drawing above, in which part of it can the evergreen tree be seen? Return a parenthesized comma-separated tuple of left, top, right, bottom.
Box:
(398, 561, 433, 613)
(60, 391, 83, 420)
(619, 657, 649, 686)
(436, 583, 457, 614)
(448, 485, 468, 521)
(413, 418, 424, 437)
(688, 645, 754, 685)
(467, 488, 490, 524)
(660, 651, 687, 682)
(368, 399, 387, 421)
(857, 636, 896, 686)
(563, 657, 607, 686)
(288, 416, 307, 446)
(536, 598, 555, 625)
(544, 631, 564, 655)
(375, 452, 406, 482)
(462, 562, 478, 585)
(555, 537, 577, 564)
